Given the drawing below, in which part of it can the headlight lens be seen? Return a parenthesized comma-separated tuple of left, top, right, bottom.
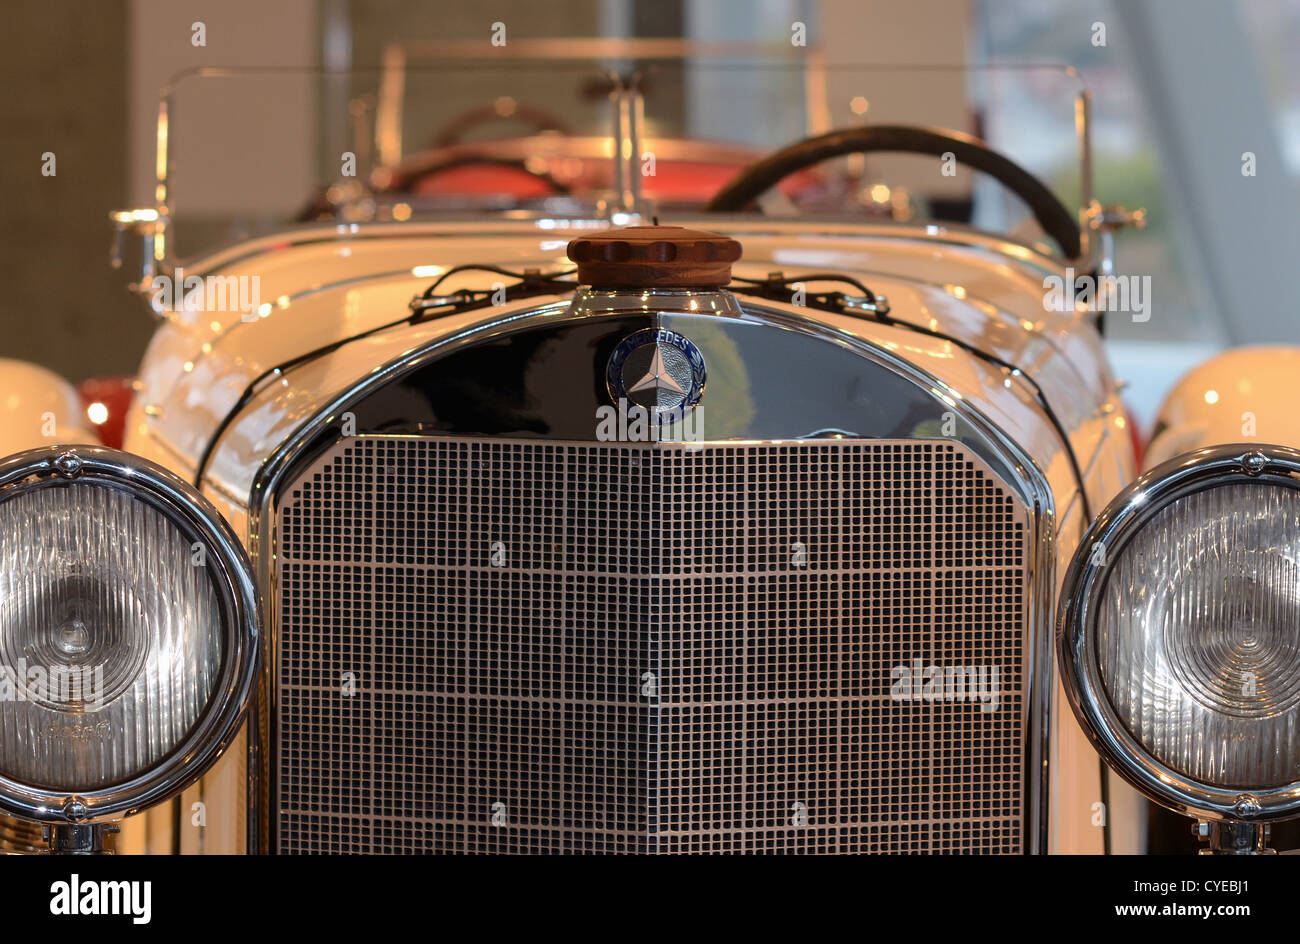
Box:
(0, 446, 258, 823)
(1061, 445, 1300, 820)
(1097, 482, 1300, 790)
(0, 481, 223, 789)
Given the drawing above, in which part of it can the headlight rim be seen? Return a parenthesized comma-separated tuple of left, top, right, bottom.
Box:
(0, 444, 259, 824)
(1059, 442, 1300, 822)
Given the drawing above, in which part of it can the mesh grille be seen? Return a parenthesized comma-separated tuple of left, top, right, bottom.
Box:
(0, 814, 46, 853)
(275, 436, 1030, 853)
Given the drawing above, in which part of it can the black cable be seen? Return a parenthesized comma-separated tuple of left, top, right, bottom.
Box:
(195, 262, 1107, 853)
(416, 264, 575, 300)
(192, 266, 576, 488)
(730, 270, 885, 306)
(733, 273, 1107, 858)
(202, 264, 1093, 546)
(732, 273, 1107, 854)
(729, 274, 1094, 522)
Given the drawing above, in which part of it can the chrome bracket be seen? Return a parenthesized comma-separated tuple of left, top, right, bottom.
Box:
(1195, 820, 1275, 855)
(1088, 202, 1148, 278)
(109, 207, 168, 305)
(840, 293, 892, 317)
(42, 822, 119, 855)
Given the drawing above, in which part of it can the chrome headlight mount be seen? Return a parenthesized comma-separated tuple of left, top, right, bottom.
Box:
(0, 445, 259, 834)
(1061, 444, 1300, 832)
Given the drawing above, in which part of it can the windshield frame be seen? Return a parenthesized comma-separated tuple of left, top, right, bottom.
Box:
(138, 56, 1096, 273)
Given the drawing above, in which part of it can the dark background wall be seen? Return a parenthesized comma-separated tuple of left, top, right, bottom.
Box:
(0, 0, 149, 382)
(0, 0, 685, 383)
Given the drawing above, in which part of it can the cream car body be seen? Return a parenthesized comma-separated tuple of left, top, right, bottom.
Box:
(0, 57, 1173, 854)
(73, 215, 1139, 854)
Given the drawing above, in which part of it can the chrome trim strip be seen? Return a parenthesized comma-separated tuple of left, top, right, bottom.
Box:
(245, 299, 1057, 854)
(569, 286, 746, 319)
(0, 445, 260, 825)
(1059, 442, 1300, 822)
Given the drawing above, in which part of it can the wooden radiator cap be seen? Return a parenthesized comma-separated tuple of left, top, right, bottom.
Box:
(567, 225, 742, 289)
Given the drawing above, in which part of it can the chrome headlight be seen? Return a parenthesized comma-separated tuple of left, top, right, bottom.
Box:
(0, 445, 258, 822)
(1060, 444, 1300, 821)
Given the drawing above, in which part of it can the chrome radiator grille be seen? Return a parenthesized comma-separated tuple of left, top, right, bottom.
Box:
(0, 814, 46, 853)
(274, 435, 1030, 853)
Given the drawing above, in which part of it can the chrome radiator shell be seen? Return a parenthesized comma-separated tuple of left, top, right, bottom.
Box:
(243, 301, 1060, 855)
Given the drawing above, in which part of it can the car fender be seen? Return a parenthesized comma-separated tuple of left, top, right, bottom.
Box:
(0, 358, 98, 454)
(1145, 345, 1300, 467)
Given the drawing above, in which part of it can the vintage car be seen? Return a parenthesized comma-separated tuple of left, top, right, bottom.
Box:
(0, 52, 1295, 856)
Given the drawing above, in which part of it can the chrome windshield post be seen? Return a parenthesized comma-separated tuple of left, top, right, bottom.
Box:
(606, 72, 650, 220)
(1075, 86, 1093, 261)
(109, 79, 177, 315)
(109, 207, 168, 315)
(1090, 202, 1148, 278)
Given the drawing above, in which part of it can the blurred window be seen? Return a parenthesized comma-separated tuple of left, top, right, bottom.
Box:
(1240, 0, 1300, 176)
(977, 0, 1222, 346)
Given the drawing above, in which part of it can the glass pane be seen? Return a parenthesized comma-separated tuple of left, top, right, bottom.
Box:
(161, 60, 1085, 260)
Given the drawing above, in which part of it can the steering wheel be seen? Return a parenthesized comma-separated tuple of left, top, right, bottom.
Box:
(433, 102, 573, 148)
(705, 125, 1081, 259)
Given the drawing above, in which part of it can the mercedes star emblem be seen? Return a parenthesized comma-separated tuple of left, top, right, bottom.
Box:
(606, 327, 707, 422)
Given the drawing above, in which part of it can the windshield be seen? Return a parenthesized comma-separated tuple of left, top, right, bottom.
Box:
(158, 55, 1086, 261)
